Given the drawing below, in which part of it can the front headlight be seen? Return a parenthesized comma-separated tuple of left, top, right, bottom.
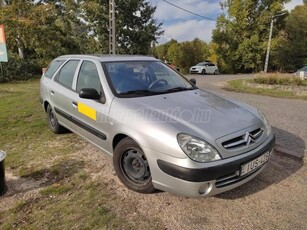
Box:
(258, 111, 272, 137)
(177, 134, 221, 162)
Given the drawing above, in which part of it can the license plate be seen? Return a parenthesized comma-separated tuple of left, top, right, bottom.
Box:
(241, 151, 270, 176)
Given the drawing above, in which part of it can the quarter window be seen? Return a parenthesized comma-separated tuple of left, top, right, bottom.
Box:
(45, 60, 65, 79)
(77, 61, 102, 94)
(58, 60, 80, 89)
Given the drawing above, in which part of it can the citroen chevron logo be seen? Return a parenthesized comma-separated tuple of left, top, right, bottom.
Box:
(223, 129, 263, 149)
(244, 131, 255, 147)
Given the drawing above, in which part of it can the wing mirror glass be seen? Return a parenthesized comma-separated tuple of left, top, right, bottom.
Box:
(190, 78, 196, 86)
(79, 88, 101, 100)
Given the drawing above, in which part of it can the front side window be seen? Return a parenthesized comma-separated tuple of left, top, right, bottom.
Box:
(45, 60, 65, 79)
(103, 61, 195, 97)
(77, 61, 102, 94)
(57, 60, 80, 89)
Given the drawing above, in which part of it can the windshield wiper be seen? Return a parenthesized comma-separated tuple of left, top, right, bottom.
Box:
(119, 90, 160, 96)
(166, 87, 194, 93)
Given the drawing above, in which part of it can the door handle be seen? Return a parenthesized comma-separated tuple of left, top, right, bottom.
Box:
(50, 90, 55, 95)
(72, 101, 78, 107)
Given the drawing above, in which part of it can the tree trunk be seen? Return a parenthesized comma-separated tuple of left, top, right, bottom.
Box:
(15, 36, 25, 59)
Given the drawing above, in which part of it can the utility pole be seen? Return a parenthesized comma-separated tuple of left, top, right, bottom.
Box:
(264, 19, 273, 74)
(109, 0, 116, 55)
(264, 12, 286, 74)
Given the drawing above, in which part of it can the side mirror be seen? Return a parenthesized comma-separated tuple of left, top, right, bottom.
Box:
(79, 88, 101, 100)
(190, 78, 196, 86)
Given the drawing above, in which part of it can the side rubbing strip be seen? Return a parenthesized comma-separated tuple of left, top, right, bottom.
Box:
(78, 102, 97, 120)
(54, 107, 106, 140)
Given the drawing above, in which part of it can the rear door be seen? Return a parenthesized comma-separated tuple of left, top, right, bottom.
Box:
(40, 59, 66, 105)
(49, 59, 81, 129)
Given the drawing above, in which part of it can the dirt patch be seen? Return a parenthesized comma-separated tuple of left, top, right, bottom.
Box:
(0, 172, 42, 212)
(1, 143, 306, 229)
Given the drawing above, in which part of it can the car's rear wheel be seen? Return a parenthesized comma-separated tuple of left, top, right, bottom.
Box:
(202, 69, 206, 75)
(47, 105, 65, 134)
(113, 137, 155, 193)
(214, 70, 219, 75)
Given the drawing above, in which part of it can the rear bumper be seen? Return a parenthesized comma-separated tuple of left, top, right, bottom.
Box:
(145, 133, 275, 197)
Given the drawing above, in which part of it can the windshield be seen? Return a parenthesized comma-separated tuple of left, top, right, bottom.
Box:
(103, 61, 195, 97)
(196, 63, 206, 66)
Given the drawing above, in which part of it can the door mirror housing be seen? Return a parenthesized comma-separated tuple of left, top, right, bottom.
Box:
(190, 78, 196, 86)
(79, 88, 101, 100)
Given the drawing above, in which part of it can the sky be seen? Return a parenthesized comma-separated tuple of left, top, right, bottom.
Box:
(150, 0, 304, 44)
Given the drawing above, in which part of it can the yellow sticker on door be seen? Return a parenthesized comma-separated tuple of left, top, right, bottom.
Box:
(78, 102, 97, 120)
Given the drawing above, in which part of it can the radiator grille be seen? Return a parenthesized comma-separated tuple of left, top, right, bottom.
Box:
(222, 128, 263, 150)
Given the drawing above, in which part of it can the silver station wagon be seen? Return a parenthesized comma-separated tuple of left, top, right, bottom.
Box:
(40, 55, 275, 197)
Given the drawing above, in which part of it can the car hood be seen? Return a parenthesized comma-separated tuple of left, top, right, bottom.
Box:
(110, 89, 263, 144)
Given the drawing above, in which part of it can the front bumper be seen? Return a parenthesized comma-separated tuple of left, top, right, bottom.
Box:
(144, 133, 275, 197)
(189, 69, 202, 74)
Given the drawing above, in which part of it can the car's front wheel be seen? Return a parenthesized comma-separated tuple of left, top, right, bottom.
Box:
(202, 69, 206, 75)
(113, 137, 155, 193)
(47, 104, 65, 134)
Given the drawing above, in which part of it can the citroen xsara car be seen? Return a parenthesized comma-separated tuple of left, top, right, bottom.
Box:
(40, 55, 275, 197)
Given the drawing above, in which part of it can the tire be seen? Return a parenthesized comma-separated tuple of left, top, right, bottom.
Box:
(213, 70, 219, 75)
(113, 137, 155, 193)
(47, 105, 65, 134)
(202, 69, 206, 75)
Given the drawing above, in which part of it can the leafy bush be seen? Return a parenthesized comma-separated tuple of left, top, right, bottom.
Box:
(0, 53, 42, 83)
(253, 74, 306, 86)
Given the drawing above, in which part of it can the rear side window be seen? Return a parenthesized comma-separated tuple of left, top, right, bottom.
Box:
(57, 60, 80, 89)
(45, 60, 65, 79)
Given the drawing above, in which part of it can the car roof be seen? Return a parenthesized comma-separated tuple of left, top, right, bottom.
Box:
(56, 54, 158, 62)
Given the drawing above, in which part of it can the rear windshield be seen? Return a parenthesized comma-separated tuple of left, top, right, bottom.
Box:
(45, 60, 65, 79)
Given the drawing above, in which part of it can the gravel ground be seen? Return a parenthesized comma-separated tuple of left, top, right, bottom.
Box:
(2, 74, 307, 229)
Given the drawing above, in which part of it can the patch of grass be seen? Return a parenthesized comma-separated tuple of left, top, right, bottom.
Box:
(253, 73, 307, 86)
(40, 183, 74, 195)
(0, 80, 86, 175)
(0, 80, 122, 228)
(1, 180, 125, 229)
(226, 79, 307, 100)
(0, 80, 165, 229)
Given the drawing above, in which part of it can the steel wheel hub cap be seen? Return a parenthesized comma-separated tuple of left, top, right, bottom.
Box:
(122, 149, 150, 183)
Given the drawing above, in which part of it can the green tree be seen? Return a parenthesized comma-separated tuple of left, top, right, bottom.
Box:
(151, 38, 211, 73)
(116, 0, 163, 54)
(0, 0, 163, 81)
(81, 0, 163, 55)
(167, 42, 181, 64)
(284, 3, 307, 68)
(0, 0, 63, 79)
(151, 39, 178, 61)
(212, 0, 289, 73)
(271, 2, 307, 71)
